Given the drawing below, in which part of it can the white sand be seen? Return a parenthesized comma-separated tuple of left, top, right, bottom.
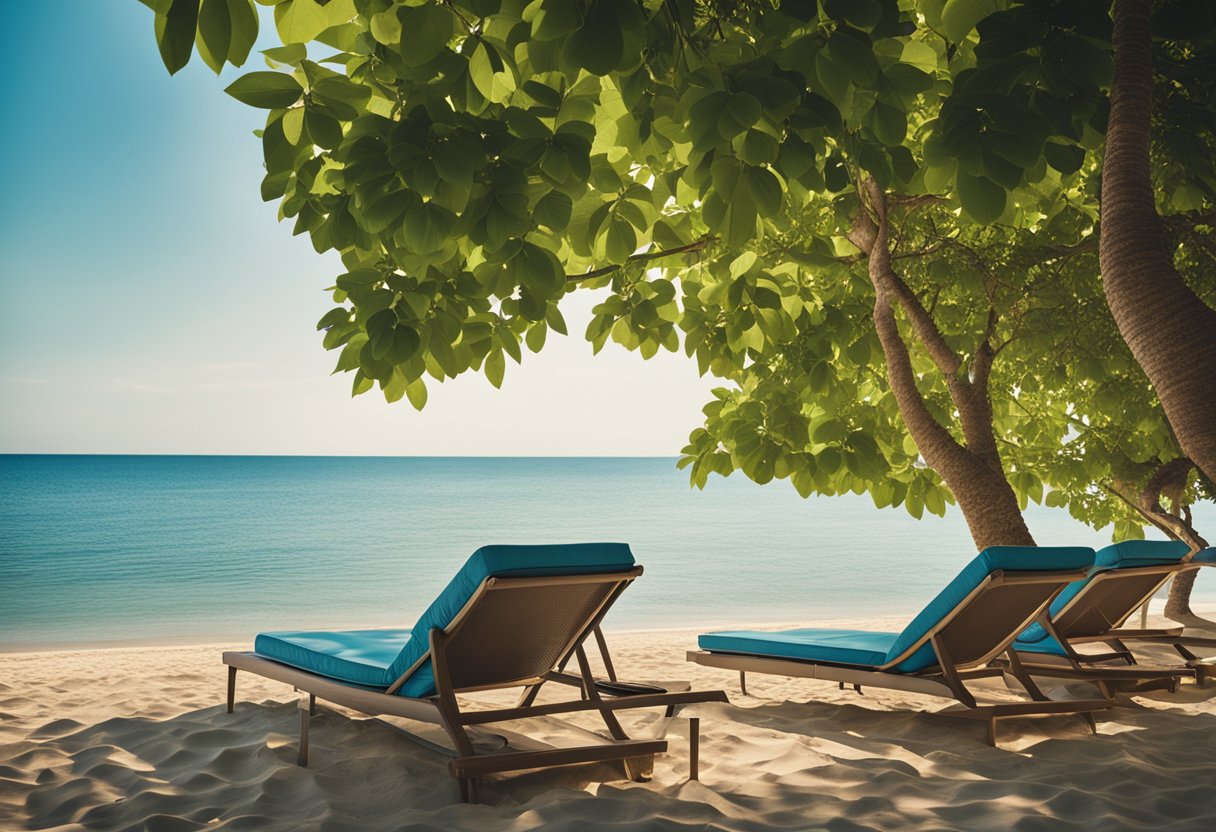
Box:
(2, 615, 1215, 831)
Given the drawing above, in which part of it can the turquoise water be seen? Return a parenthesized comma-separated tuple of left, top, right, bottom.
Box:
(1, 455, 1212, 649)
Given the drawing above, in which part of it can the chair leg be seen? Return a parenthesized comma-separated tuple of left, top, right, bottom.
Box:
(622, 755, 653, 783)
(297, 693, 310, 767)
(1082, 712, 1098, 735)
(227, 666, 236, 714)
(309, 693, 317, 716)
(689, 717, 700, 782)
(739, 671, 748, 696)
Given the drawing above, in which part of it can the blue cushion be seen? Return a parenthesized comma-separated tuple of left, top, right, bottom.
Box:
(254, 629, 412, 687)
(1192, 547, 1216, 565)
(254, 543, 637, 698)
(882, 546, 1096, 672)
(1093, 539, 1192, 569)
(697, 547, 1095, 673)
(698, 629, 898, 667)
(1016, 539, 1191, 647)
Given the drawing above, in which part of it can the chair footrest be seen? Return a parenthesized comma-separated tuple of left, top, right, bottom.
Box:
(1019, 663, 1193, 681)
(449, 739, 667, 779)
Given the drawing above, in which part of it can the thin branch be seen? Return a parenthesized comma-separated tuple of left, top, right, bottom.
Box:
(566, 235, 714, 283)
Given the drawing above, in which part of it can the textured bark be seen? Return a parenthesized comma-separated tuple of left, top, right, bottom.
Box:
(1109, 457, 1209, 619)
(1101, 0, 1216, 484)
(849, 183, 1035, 550)
(1138, 458, 1209, 618)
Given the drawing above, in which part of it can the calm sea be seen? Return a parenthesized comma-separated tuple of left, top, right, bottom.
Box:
(1, 455, 1212, 650)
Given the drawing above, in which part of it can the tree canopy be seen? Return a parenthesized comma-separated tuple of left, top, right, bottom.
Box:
(141, 0, 1215, 563)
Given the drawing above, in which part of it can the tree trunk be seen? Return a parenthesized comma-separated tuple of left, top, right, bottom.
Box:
(1165, 568, 1201, 620)
(870, 294, 1036, 549)
(851, 184, 1035, 550)
(1101, 0, 1216, 484)
(1111, 457, 1209, 619)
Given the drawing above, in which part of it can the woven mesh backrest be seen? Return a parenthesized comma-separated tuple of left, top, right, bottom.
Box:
(935, 580, 1063, 667)
(1054, 569, 1174, 637)
(440, 579, 619, 691)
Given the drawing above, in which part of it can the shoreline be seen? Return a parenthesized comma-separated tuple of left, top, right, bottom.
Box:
(4, 600, 1214, 655)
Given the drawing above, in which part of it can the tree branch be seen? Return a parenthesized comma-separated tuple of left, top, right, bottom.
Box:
(853, 180, 963, 379)
(565, 235, 714, 283)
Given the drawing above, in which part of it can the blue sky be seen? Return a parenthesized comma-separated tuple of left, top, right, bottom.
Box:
(0, 3, 712, 455)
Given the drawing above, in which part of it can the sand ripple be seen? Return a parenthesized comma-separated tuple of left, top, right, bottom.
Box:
(1, 619, 1214, 830)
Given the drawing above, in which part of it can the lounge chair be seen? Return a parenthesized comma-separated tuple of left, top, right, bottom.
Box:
(686, 546, 1112, 746)
(224, 543, 726, 801)
(1013, 541, 1216, 686)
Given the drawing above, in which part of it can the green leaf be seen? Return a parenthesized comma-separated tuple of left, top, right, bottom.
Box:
(366, 309, 397, 360)
(196, 0, 232, 74)
(534, 190, 573, 231)
(401, 3, 457, 66)
(382, 369, 408, 403)
(1044, 141, 1085, 174)
(530, 0, 583, 40)
(370, 9, 402, 45)
(739, 129, 780, 165)
(225, 72, 304, 108)
(484, 349, 506, 388)
(155, 0, 199, 76)
(865, 100, 907, 146)
(405, 377, 428, 410)
(605, 216, 637, 263)
(813, 420, 847, 444)
(311, 76, 367, 113)
(823, 0, 881, 29)
(826, 28, 879, 86)
(900, 39, 938, 73)
(225, 0, 258, 66)
(275, 0, 328, 45)
(401, 202, 456, 253)
(955, 170, 1006, 224)
(304, 108, 341, 149)
(282, 107, 305, 144)
(262, 43, 307, 66)
(563, 0, 624, 75)
(940, 0, 997, 43)
(468, 40, 496, 101)
(432, 137, 483, 192)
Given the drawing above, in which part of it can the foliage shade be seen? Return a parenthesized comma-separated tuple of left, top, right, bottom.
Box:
(144, 0, 1215, 544)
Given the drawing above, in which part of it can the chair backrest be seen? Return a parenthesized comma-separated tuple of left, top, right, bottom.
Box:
(433, 570, 640, 692)
(1186, 546, 1216, 565)
(387, 543, 639, 697)
(1050, 540, 1191, 638)
(884, 546, 1095, 673)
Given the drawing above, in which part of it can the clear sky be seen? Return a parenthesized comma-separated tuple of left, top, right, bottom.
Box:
(0, 3, 714, 456)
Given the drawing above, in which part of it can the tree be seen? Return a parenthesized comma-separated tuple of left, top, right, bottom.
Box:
(139, 1, 1212, 569)
(1100, 0, 1216, 486)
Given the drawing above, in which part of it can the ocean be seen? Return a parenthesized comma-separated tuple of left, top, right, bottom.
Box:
(1, 455, 1212, 650)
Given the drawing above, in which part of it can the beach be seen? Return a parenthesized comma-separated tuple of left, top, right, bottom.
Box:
(3, 614, 1215, 831)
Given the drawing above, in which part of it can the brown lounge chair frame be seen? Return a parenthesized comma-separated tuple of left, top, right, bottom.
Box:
(688, 568, 1111, 746)
(1014, 559, 1215, 688)
(224, 566, 727, 802)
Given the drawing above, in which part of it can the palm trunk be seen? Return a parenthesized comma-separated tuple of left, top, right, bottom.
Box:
(1101, 0, 1216, 484)
(851, 184, 1035, 550)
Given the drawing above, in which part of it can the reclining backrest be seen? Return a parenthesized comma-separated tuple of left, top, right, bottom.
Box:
(1052, 539, 1191, 637)
(387, 543, 638, 697)
(884, 546, 1096, 673)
